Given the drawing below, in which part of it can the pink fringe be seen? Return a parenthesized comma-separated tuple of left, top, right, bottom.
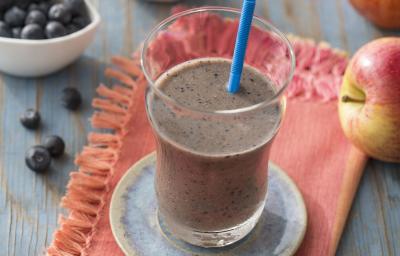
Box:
(88, 133, 121, 149)
(92, 99, 126, 114)
(46, 56, 144, 256)
(96, 84, 131, 105)
(104, 68, 137, 88)
(68, 173, 106, 190)
(111, 56, 143, 77)
(91, 112, 125, 131)
(287, 35, 348, 101)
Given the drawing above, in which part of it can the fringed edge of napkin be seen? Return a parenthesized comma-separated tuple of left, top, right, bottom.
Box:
(46, 56, 146, 256)
(46, 37, 348, 256)
(286, 35, 348, 101)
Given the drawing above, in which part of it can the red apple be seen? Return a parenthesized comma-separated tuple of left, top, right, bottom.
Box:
(339, 37, 400, 163)
(350, 0, 400, 29)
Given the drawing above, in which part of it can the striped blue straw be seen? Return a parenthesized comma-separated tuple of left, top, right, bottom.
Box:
(227, 0, 256, 94)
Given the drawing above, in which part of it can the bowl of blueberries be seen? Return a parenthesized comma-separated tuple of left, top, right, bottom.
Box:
(0, 0, 100, 77)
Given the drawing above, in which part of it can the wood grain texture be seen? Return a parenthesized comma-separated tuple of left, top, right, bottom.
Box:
(0, 0, 399, 256)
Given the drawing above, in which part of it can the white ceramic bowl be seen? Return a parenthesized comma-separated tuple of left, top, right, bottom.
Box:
(0, 0, 100, 77)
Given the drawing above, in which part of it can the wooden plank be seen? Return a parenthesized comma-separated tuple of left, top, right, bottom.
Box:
(1, 75, 39, 256)
(379, 162, 400, 256)
(314, 0, 348, 50)
(338, 162, 400, 256)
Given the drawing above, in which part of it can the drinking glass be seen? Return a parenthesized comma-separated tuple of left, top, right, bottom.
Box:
(141, 7, 295, 247)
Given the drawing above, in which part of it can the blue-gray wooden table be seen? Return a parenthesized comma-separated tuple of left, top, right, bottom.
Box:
(0, 0, 399, 255)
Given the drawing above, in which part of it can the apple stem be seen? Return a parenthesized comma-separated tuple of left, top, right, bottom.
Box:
(341, 95, 365, 103)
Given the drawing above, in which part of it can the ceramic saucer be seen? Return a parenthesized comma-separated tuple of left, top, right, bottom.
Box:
(110, 152, 307, 256)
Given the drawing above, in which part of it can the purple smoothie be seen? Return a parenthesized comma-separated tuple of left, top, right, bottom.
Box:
(146, 57, 282, 232)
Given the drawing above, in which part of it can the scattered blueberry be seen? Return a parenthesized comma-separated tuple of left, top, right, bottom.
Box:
(4, 6, 26, 27)
(45, 21, 66, 38)
(0, 21, 12, 38)
(62, 87, 82, 110)
(12, 26, 21, 38)
(43, 135, 65, 158)
(21, 23, 45, 39)
(64, 0, 85, 15)
(20, 108, 41, 129)
(25, 10, 47, 27)
(48, 4, 71, 24)
(25, 145, 51, 173)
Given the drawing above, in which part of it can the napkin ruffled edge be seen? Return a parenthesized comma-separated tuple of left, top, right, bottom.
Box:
(46, 56, 145, 256)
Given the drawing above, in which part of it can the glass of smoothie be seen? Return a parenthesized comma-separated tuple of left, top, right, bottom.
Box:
(141, 7, 295, 248)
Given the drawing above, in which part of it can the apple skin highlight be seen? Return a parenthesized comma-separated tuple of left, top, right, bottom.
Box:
(339, 37, 400, 163)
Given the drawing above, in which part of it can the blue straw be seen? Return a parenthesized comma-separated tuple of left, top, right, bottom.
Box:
(227, 0, 256, 94)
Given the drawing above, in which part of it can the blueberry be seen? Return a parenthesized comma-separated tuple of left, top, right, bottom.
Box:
(64, 0, 86, 15)
(43, 135, 65, 158)
(25, 145, 51, 173)
(16, 0, 34, 10)
(71, 15, 89, 29)
(0, 21, 12, 38)
(12, 27, 22, 38)
(39, 1, 51, 13)
(62, 87, 82, 110)
(48, 4, 72, 24)
(20, 108, 41, 129)
(25, 10, 46, 27)
(28, 2, 50, 14)
(66, 23, 79, 34)
(21, 24, 45, 39)
(28, 3, 39, 12)
(4, 6, 26, 27)
(45, 21, 66, 38)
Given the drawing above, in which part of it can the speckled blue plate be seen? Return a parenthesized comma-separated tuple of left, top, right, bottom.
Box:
(110, 152, 307, 256)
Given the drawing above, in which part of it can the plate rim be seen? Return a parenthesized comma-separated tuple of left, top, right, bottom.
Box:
(110, 152, 157, 256)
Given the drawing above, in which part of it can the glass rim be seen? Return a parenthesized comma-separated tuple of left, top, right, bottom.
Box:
(141, 6, 296, 115)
